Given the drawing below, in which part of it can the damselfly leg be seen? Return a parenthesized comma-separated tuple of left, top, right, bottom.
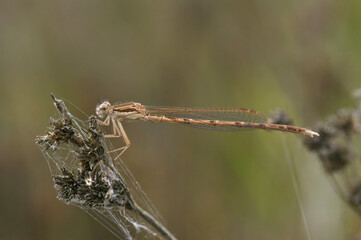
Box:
(97, 117, 131, 160)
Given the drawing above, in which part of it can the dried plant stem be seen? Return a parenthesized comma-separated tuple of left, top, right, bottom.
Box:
(131, 200, 177, 240)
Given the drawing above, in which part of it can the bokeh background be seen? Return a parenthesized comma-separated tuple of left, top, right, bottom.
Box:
(1, 0, 361, 239)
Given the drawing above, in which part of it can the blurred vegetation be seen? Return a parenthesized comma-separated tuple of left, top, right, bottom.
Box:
(1, 0, 361, 239)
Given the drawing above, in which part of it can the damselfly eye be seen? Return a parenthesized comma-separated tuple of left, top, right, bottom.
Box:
(96, 101, 111, 119)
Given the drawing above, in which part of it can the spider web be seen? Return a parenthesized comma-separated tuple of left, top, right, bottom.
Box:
(35, 96, 174, 240)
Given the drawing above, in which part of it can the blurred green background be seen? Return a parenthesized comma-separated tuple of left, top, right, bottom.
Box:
(1, 0, 361, 239)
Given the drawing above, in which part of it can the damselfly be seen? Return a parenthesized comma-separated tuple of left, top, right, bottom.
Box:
(96, 101, 319, 159)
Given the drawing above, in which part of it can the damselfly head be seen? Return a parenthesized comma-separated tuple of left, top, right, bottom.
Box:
(96, 101, 111, 119)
